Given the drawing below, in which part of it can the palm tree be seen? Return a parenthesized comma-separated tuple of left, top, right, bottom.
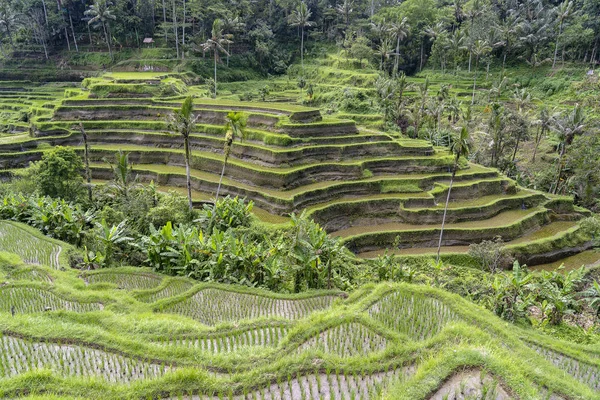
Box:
(79, 123, 93, 202)
(389, 17, 410, 76)
(448, 29, 466, 74)
(531, 107, 554, 162)
(336, 0, 353, 27)
(201, 19, 231, 99)
(495, 12, 519, 72)
(436, 126, 471, 263)
(375, 38, 392, 71)
(0, 4, 18, 50)
(222, 14, 244, 67)
(168, 96, 199, 210)
(552, 0, 574, 68)
(85, 0, 116, 61)
(424, 22, 445, 70)
(288, 2, 315, 72)
(215, 112, 247, 201)
(470, 39, 491, 104)
(552, 104, 586, 194)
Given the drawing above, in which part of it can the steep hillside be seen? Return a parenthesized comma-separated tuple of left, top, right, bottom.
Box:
(0, 221, 597, 399)
(0, 74, 594, 267)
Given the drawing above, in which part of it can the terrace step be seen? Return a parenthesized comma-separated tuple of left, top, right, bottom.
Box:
(337, 207, 554, 253)
(311, 191, 548, 232)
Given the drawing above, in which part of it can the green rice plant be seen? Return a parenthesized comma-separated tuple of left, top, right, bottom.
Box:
(160, 288, 336, 325)
(83, 270, 163, 290)
(153, 324, 289, 353)
(297, 322, 388, 358)
(0, 222, 63, 269)
(367, 291, 458, 340)
(530, 344, 600, 391)
(8, 267, 53, 284)
(0, 286, 102, 314)
(135, 279, 194, 303)
(0, 334, 172, 383)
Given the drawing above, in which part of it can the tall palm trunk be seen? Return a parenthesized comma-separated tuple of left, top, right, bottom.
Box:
(471, 58, 478, 105)
(436, 168, 456, 263)
(161, 0, 167, 41)
(102, 22, 113, 60)
(182, 0, 186, 59)
(80, 124, 92, 202)
(215, 153, 229, 201)
(394, 36, 400, 75)
(172, 0, 179, 58)
(553, 143, 566, 195)
(184, 135, 192, 210)
(213, 49, 217, 98)
(553, 22, 563, 68)
(69, 12, 78, 52)
(301, 25, 304, 71)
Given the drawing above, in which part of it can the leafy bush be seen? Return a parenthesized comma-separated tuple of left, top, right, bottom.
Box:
(196, 196, 254, 233)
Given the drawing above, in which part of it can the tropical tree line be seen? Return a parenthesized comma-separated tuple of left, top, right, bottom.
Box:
(1, 0, 600, 72)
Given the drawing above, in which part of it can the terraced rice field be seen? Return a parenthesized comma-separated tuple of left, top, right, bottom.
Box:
(0, 77, 592, 266)
(160, 288, 338, 325)
(0, 221, 64, 269)
(0, 233, 595, 399)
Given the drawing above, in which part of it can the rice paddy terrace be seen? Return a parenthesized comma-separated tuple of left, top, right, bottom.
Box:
(0, 73, 594, 268)
(0, 221, 597, 399)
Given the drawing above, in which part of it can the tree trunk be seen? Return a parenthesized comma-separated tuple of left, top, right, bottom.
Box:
(471, 59, 478, 105)
(41, 0, 49, 25)
(511, 133, 521, 162)
(87, 22, 93, 47)
(215, 156, 228, 201)
(553, 143, 566, 194)
(532, 126, 542, 162)
(436, 168, 456, 263)
(69, 12, 78, 52)
(182, 0, 186, 59)
(172, 0, 179, 59)
(213, 49, 217, 98)
(184, 135, 193, 210)
(553, 22, 563, 68)
(419, 39, 424, 72)
(80, 123, 92, 202)
(301, 25, 304, 71)
(102, 22, 113, 61)
(161, 0, 167, 42)
(394, 36, 400, 76)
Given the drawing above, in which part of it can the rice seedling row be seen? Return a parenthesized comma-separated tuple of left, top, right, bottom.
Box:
(153, 325, 289, 352)
(8, 267, 53, 283)
(136, 280, 195, 303)
(428, 369, 509, 400)
(0, 222, 62, 269)
(297, 322, 388, 357)
(84, 271, 163, 290)
(166, 366, 414, 400)
(0, 334, 171, 383)
(161, 289, 336, 325)
(530, 344, 600, 391)
(367, 291, 458, 340)
(0, 287, 102, 314)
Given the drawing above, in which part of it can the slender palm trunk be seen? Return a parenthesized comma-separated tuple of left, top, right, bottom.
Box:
(41, 0, 49, 25)
(215, 156, 228, 201)
(102, 22, 112, 60)
(69, 12, 78, 52)
(172, 0, 179, 58)
(301, 25, 304, 71)
(162, 0, 167, 41)
(436, 169, 456, 263)
(394, 36, 400, 76)
(182, 0, 185, 59)
(553, 144, 566, 194)
(419, 39, 424, 72)
(184, 136, 193, 210)
(80, 124, 92, 202)
(213, 49, 217, 98)
(87, 22, 93, 46)
(471, 59, 478, 105)
(553, 23, 563, 69)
